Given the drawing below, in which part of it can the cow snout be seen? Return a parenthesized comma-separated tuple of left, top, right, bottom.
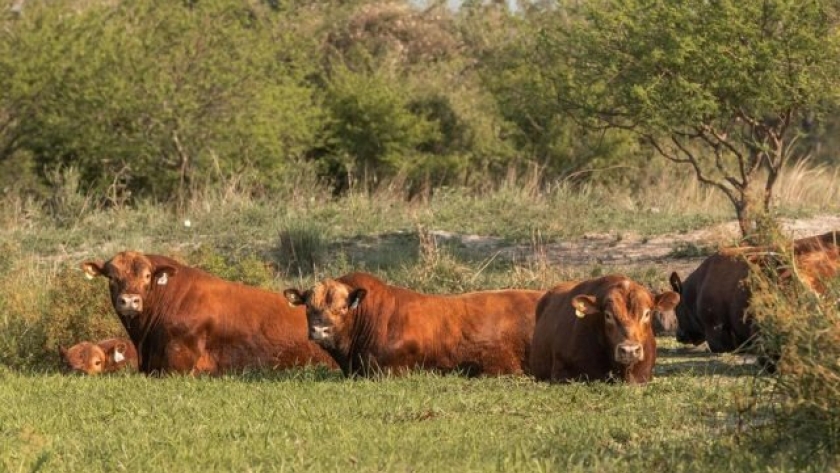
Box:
(615, 342, 644, 364)
(116, 294, 142, 314)
(309, 325, 332, 341)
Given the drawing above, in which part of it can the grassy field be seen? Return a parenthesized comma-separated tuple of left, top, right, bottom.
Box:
(1, 167, 840, 471)
(0, 343, 807, 473)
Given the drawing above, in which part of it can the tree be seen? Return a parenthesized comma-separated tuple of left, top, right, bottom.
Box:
(0, 0, 324, 204)
(538, 0, 840, 238)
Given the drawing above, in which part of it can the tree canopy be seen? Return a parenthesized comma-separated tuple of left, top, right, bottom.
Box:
(538, 0, 840, 237)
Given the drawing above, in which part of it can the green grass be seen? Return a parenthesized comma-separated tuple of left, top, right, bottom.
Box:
(1, 345, 834, 472)
(0, 347, 790, 472)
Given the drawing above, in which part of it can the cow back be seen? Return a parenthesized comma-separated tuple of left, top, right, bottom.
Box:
(329, 272, 543, 376)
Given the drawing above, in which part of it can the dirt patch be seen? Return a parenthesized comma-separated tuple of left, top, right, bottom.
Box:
(426, 214, 840, 275)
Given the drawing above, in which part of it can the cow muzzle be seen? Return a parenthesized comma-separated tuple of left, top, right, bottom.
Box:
(116, 293, 142, 316)
(615, 342, 644, 365)
(309, 324, 333, 342)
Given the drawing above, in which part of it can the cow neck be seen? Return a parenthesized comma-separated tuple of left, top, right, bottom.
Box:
(131, 268, 192, 373)
(340, 294, 389, 376)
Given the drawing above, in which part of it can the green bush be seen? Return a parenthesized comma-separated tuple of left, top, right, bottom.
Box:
(748, 251, 840, 452)
(186, 246, 276, 289)
(0, 260, 122, 371)
(1, 0, 324, 202)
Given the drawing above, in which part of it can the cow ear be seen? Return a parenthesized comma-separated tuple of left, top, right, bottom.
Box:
(669, 272, 682, 294)
(284, 289, 306, 307)
(348, 288, 367, 310)
(81, 261, 106, 280)
(153, 265, 176, 286)
(655, 291, 680, 312)
(112, 343, 127, 363)
(570, 295, 598, 318)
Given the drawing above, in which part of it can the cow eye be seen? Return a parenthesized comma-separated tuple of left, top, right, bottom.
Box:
(642, 309, 651, 323)
(145, 273, 151, 280)
(94, 360, 102, 366)
(604, 311, 614, 322)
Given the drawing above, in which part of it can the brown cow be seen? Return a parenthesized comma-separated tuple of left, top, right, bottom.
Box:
(82, 251, 336, 375)
(59, 338, 139, 375)
(653, 307, 678, 337)
(669, 230, 840, 353)
(530, 276, 680, 384)
(283, 272, 544, 377)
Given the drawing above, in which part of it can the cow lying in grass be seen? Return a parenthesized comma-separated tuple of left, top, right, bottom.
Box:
(284, 272, 544, 377)
(59, 338, 138, 375)
(669, 230, 840, 353)
(530, 276, 680, 384)
(82, 251, 336, 375)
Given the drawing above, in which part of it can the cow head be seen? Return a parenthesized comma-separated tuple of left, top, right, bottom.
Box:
(284, 279, 366, 348)
(81, 251, 177, 318)
(668, 272, 705, 345)
(653, 307, 678, 336)
(573, 280, 680, 366)
(59, 342, 107, 375)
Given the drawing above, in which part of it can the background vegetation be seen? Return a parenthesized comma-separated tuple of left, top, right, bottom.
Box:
(1, 0, 840, 470)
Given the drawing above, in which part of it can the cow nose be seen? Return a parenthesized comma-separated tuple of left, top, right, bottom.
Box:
(310, 325, 332, 340)
(117, 294, 142, 312)
(616, 342, 643, 363)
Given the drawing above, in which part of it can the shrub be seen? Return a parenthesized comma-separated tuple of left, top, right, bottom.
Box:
(748, 249, 840, 452)
(273, 220, 329, 278)
(186, 246, 276, 289)
(0, 259, 122, 371)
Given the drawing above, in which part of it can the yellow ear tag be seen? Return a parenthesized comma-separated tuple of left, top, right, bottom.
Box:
(575, 302, 586, 318)
(84, 272, 94, 280)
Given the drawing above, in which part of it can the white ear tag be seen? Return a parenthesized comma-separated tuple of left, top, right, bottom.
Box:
(575, 302, 586, 318)
(85, 272, 95, 280)
(350, 299, 360, 310)
(157, 273, 168, 286)
(113, 350, 125, 363)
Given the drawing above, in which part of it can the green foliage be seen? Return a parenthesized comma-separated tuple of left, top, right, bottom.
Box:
(465, 2, 643, 181)
(0, 259, 122, 371)
(321, 61, 440, 189)
(0, 0, 324, 201)
(538, 0, 840, 235)
(186, 246, 276, 289)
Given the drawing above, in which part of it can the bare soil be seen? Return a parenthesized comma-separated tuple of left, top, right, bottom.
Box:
(428, 214, 840, 277)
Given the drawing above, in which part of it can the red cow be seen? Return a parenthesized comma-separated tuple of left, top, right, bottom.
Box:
(59, 338, 138, 375)
(283, 272, 544, 377)
(669, 230, 840, 352)
(530, 276, 679, 384)
(82, 251, 336, 375)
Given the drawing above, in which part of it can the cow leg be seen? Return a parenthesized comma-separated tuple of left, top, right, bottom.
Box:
(192, 352, 217, 375)
(550, 353, 569, 382)
(188, 336, 217, 375)
(164, 341, 199, 374)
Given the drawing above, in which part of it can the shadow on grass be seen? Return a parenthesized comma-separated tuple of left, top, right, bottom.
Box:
(655, 346, 766, 378)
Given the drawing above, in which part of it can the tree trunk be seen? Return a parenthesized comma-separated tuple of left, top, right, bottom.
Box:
(735, 199, 753, 242)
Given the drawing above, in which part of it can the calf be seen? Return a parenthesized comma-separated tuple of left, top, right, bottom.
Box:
(59, 338, 138, 375)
